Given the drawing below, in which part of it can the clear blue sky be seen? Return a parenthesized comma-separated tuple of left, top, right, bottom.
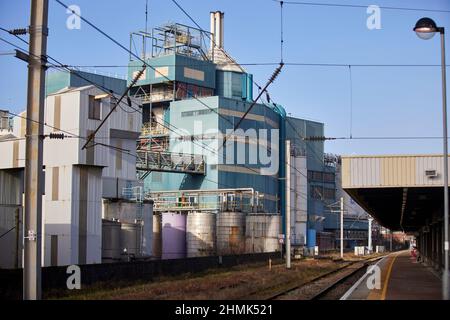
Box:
(0, 0, 449, 156)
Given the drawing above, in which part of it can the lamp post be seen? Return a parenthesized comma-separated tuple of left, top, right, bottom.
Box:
(414, 17, 448, 300)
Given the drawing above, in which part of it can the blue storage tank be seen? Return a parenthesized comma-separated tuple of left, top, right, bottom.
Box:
(307, 229, 316, 248)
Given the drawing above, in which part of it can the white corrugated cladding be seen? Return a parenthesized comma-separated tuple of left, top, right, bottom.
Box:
(0, 85, 142, 267)
(290, 155, 307, 245)
(0, 139, 25, 169)
(44, 91, 82, 166)
(0, 170, 23, 268)
(342, 155, 450, 188)
(103, 138, 137, 180)
(43, 165, 74, 266)
(69, 166, 103, 265)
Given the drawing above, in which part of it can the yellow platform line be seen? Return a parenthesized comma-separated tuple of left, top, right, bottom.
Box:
(381, 253, 399, 300)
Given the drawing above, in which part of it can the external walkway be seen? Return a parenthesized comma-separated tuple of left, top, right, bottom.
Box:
(342, 251, 442, 300)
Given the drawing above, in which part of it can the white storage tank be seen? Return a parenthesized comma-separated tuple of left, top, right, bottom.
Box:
(120, 222, 142, 257)
(102, 219, 121, 263)
(245, 214, 281, 253)
(153, 213, 162, 259)
(102, 199, 153, 257)
(187, 212, 216, 257)
(216, 212, 246, 255)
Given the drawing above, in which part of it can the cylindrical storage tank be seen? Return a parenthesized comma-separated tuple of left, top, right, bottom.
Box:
(162, 213, 186, 259)
(102, 219, 121, 263)
(245, 214, 281, 253)
(187, 212, 216, 258)
(307, 228, 317, 248)
(216, 212, 246, 255)
(152, 213, 162, 259)
(120, 222, 142, 257)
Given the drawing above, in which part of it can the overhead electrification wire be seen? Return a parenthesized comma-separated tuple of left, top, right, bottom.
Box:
(81, 66, 146, 149)
(51, 1, 291, 181)
(0, 226, 16, 239)
(0, 31, 230, 160)
(0, 32, 124, 97)
(2, 25, 310, 203)
(222, 63, 284, 147)
(0, 33, 242, 189)
(54, 0, 235, 130)
(271, 0, 450, 13)
(53, 62, 450, 68)
(348, 65, 353, 139)
(280, 0, 284, 63)
(0, 27, 28, 45)
(169, 0, 284, 139)
(307, 136, 450, 140)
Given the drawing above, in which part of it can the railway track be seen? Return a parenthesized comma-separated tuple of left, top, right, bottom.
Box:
(265, 255, 385, 300)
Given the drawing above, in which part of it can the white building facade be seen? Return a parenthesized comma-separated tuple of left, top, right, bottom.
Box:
(0, 85, 142, 268)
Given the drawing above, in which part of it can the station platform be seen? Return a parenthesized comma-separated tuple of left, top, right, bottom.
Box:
(342, 251, 442, 300)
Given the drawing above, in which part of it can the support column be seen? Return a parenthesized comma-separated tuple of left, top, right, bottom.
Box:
(285, 140, 291, 269)
(23, 0, 48, 300)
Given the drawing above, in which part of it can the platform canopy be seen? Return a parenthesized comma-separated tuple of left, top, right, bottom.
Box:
(341, 155, 448, 232)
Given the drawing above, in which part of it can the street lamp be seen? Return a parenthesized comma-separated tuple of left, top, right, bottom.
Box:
(414, 17, 448, 300)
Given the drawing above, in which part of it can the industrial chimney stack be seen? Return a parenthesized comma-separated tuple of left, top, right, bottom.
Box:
(210, 11, 224, 49)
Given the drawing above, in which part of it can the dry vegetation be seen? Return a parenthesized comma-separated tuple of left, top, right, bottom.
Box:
(49, 255, 376, 300)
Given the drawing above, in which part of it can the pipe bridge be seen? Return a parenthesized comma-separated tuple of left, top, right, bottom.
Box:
(136, 150, 206, 177)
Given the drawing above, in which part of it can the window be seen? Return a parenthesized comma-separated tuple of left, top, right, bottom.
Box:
(323, 172, 335, 182)
(310, 185, 322, 199)
(309, 185, 335, 200)
(88, 95, 101, 120)
(308, 170, 335, 183)
(181, 108, 216, 117)
(308, 171, 323, 181)
(323, 187, 335, 200)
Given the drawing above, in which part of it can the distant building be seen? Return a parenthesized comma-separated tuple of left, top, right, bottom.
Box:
(128, 13, 335, 253)
(0, 109, 13, 137)
(0, 81, 150, 268)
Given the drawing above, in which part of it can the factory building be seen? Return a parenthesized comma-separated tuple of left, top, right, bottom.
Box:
(130, 12, 336, 257)
(0, 76, 153, 268)
(0, 11, 343, 266)
(320, 156, 372, 251)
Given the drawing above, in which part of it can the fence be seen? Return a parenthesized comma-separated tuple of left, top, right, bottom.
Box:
(0, 251, 279, 299)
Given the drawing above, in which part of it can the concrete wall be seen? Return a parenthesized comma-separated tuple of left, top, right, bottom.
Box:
(0, 252, 280, 299)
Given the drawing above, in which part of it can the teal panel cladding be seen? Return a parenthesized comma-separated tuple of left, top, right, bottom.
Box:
(46, 70, 126, 96)
(128, 54, 215, 89)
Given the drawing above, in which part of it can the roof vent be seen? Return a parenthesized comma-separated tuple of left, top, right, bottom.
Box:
(425, 169, 437, 178)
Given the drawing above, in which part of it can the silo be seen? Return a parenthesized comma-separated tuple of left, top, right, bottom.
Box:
(245, 214, 281, 253)
(120, 222, 142, 257)
(216, 212, 246, 255)
(186, 212, 216, 257)
(162, 213, 187, 259)
(152, 213, 162, 259)
(102, 219, 121, 263)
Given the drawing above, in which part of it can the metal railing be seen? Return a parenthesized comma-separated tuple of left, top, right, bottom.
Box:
(141, 122, 169, 136)
(147, 188, 264, 213)
(134, 90, 174, 104)
(136, 150, 206, 175)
